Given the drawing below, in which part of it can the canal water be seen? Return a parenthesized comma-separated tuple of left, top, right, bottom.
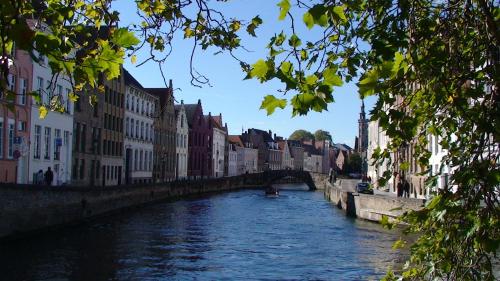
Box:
(0, 184, 406, 280)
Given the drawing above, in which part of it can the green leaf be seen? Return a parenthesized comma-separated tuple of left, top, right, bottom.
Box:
(303, 12, 314, 29)
(250, 59, 269, 81)
(111, 27, 140, 49)
(308, 5, 328, 27)
(260, 95, 287, 115)
(39, 106, 48, 119)
(277, 0, 290, 20)
(29, 91, 42, 104)
(68, 92, 79, 102)
(288, 34, 301, 47)
(230, 21, 241, 32)
(305, 74, 318, 85)
(331, 5, 347, 23)
(184, 27, 194, 38)
(280, 61, 293, 75)
(323, 67, 343, 86)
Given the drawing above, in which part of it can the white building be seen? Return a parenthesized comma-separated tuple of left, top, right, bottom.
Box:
(227, 142, 238, 176)
(303, 144, 323, 173)
(367, 119, 393, 190)
(124, 69, 156, 184)
(175, 101, 189, 179)
(30, 54, 73, 185)
(428, 134, 452, 192)
(279, 140, 293, 169)
(209, 114, 227, 178)
(243, 146, 258, 173)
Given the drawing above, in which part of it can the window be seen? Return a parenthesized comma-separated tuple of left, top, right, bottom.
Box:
(435, 135, 439, 154)
(136, 98, 139, 113)
(36, 77, 44, 103)
(17, 120, 26, 132)
(140, 150, 143, 170)
(57, 85, 63, 102)
(64, 130, 69, 146)
(44, 127, 51, 159)
(126, 95, 129, 110)
(80, 159, 85, 179)
(140, 122, 144, 140)
(53, 129, 61, 160)
(135, 120, 139, 138)
(131, 96, 135, 111)
(130, 118, 134, 138)
(65, 89, 71, 113)
(96, 160, 100, 178)
(19, 78, 27, 105)
(34, 125, 41, 159)
(134, 150, 138, 171)
(80, 124, 86, 153)
(125, 118, 129, 137)
(103, 140, 107, 155)
(7, 74, 16, 92)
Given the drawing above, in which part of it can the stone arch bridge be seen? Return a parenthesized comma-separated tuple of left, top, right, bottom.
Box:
(242, 170, 324, 191)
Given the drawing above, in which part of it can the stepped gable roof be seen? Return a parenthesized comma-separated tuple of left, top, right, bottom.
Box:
(123, 68, 143, 89)
(212, 115, 222, 127)
(228, 135, 243, 147)
(183, 103, 199, 126)
(206, 115, 224, 130)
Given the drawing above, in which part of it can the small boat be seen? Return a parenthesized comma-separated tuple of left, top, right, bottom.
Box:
(265, 186, 279, 196)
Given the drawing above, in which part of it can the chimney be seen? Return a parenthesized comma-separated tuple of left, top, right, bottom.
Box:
(198, 99, 201, 104)
(181, 99, 184, 104)
(274, 133, 276, 140)
(268, 130, 272, 136)
(169, 79, 173, 89)
(209, 111, 211, 117)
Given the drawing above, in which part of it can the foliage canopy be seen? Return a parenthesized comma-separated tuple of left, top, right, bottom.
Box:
(0, 0, 498, 280)
(289, 129, 315, 141)
(314, 129, 332, 142)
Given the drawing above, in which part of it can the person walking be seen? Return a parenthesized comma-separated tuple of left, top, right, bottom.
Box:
(37, 169, 44, 185)
(44, 167, 54, 186)
(403, 178, 410, 198)
(397, 177, 403, 197)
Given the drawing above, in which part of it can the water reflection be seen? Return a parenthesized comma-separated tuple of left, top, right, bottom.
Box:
(0, 185, 405, 280)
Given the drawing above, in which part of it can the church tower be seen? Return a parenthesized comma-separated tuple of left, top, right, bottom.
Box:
(357, 99, 368, 154)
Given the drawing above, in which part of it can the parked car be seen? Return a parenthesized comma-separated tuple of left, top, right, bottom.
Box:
(356, 182, 373, 194)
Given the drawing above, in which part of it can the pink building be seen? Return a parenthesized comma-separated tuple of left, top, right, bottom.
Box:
(0, 48, 32, 183)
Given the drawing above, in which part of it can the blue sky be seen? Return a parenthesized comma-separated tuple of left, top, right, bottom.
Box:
(113, 1, 376, 147)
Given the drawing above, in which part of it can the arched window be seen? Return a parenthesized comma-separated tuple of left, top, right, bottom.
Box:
(136, 98, 140, 113)
(134, 149, 138, 171)
(131, 96, 135, 111)
(130, 118, 134, 138)
(140, 121, 144, 140)
(125, 118, 129, 136)
(135, 120, 139, 138)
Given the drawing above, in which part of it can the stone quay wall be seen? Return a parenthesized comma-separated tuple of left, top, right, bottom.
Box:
(324, 181, 425, 222)
(0, 171, 322, 241)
